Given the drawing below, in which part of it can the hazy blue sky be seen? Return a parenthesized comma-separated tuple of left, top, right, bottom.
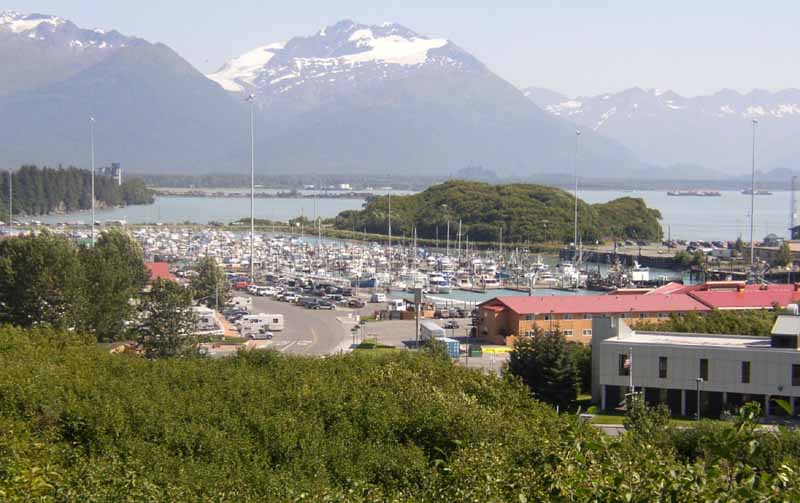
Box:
(8, 1, 798, 97)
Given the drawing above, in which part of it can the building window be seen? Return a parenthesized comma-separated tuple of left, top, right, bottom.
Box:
(658, 312, 669, 318)
(659, 356, 668, 379)
(563, 314, 573, 320)
(525, 314, 534, 321)
(639, 312, 648, 319)
(700, 358, 709, 381)
(793, 364, 800, 386)
(582, 329, 592, 336)
(618, 354, 630, 376)
(563, 329, 573, 336)
(741, 361, 751, 384)
(622, 312, 632, 318)
(583, 314, 593, 320)
(543, 314, 552, 321)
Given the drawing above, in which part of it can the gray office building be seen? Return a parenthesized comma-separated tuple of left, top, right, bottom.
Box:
(591, 316, 800, 417)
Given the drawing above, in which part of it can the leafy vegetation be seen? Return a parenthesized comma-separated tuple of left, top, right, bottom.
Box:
(0, 165, 153, 217)
(1, 329, 799, 500)
(635, 309, 780, 336)
(190, 256, 232, 309)
(0, 231, 159, 342)
(334, 180, 663, 243)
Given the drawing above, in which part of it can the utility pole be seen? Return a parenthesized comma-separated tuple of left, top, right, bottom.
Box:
(247, 94, 256, 282)
(750, 119, 757, 268)
(89, 116, 96, 245)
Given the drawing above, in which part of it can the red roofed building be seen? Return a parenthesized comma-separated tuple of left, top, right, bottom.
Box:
(477, 294, 709, 345)
(144, 262, 176, 283)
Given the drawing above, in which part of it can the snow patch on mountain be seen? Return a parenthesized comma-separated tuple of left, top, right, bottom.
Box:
(0, 11, 64, 33)
(208, 43, 285, 92)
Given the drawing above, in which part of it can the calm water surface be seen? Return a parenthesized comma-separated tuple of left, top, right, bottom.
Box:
(39, 190, 790, 242)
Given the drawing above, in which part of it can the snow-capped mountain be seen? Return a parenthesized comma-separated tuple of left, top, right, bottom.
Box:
(209, 20, 478, 102)
(202, 20, 644, 177)
(0, 11, 134, 95)
(525, 86, 800, 175)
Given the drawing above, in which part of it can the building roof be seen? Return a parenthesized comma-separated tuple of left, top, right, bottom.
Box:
(688, 289, 800, 310)
(144, 262, 176, 282)
(604, 331, 771, 350)
(772, 315, 800, 336)
(483, 294, 709, 316)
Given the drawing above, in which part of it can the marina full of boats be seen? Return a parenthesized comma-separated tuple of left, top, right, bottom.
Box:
(122, 226, 677, 296)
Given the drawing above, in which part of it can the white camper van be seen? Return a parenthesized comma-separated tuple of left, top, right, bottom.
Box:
(193, 306, 218, 332)
(237, 314, 285, 336)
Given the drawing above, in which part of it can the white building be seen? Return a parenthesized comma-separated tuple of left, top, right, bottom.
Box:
(591, 316, 800, 417)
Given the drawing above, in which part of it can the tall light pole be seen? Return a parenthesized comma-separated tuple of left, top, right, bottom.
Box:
(88, 116, 97, 245)
(573, 130, 581, 261)
(750, 119, 757, 268)
(246, 94, 255, 282)
(7, 168, 12, 235)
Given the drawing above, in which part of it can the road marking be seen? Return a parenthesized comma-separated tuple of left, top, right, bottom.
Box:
(278, 341, 297, 352)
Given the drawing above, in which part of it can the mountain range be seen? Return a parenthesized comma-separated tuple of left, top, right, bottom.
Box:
(525, 86, 800, 178)
(0, 12, 641, 177)
(1, 10, 797, 181)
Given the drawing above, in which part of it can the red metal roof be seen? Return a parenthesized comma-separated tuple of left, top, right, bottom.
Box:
(688, 289, 800, 309)
(486, 294, 709, 316)
(145, 262, 176, 282)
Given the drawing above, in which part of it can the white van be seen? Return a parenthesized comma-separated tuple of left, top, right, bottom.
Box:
(386, 298, 405, 311)
(370, 293, 387, 303)
(256, 286, 277, 297)
(238, 314, 284, 334)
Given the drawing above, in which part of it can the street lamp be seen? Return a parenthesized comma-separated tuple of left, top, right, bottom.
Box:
(246, 94, 256, 282)
(749, 119, 758, 269)
(89, 116, 96, 245)
(695, 377, 704, 420)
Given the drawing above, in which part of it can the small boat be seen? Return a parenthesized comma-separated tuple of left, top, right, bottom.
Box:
(740, 189, 773, 195)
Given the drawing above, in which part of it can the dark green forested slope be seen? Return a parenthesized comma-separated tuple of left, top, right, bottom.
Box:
(1, 328, 799, 501)
(334, 180, 662, 243)
(0, 165, 153, 217)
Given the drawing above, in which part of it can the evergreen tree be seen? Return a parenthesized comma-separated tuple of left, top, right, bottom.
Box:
(506, 329, 579, 410)
(79, 230, 150, 342)
(137, 278, 197, 358)
(190, 256, 232, 310)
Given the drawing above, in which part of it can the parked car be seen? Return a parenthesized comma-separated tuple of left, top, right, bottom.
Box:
(312, 300, 336, 310)
(283, 293, 300, 303)
(370, 293, 386, 303)
(348, 298, 366, 308)
(444, 320, 460, 329)
(234, 281, 251, 291)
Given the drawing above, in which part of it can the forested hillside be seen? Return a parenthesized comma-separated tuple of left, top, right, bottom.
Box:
(0, 165, 153, 217)
(334, 180, 663, 243)
(0, 330, 798, 500)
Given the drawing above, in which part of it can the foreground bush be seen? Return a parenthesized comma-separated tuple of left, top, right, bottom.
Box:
(0, 326, 799, 501)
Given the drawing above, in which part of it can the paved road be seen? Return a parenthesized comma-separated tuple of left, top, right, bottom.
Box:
(238, 294, 369, 356)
